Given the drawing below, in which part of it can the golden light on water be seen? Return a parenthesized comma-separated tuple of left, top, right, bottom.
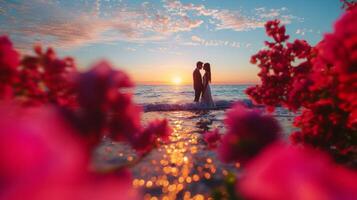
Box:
(102, 111, 240, 200)
(130, 117, 223, 199)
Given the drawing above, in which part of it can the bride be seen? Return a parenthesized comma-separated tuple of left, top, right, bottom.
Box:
(201, 63, 215, 108)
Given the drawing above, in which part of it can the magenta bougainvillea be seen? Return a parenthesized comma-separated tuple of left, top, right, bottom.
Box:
(238, 143, 357, 200)
(0, 36, 172, 199)
(0, 104, 139, 200)
(0, 2, 356, 199)
(204, 103, 281, 164)
(0, 36, 20, 99)
(246, 7, 357, 164)
(0, 38, 172, 153)
(246, 20, 314, 111)
(204, 128, 221, 149)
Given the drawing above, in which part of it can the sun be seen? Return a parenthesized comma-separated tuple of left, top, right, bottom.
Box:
(172, 76, 182, 85)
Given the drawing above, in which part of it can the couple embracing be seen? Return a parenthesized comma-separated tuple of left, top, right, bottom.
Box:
(193, 61, 215, 108)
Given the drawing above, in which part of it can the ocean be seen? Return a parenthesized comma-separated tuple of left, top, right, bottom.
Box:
(134, 84, 252, 112)
(95, 84, 296, 199)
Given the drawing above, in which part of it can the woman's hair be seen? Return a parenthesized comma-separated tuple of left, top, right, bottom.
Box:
(203, 63, 211, 82)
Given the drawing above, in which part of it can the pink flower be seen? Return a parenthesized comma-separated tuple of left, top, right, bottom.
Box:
(204, 129, 221, 149)
(288, 39, 312, 58)
(265, 20, 289, 43)
(0, 36, 19, 73)
(130, 119, 172, 153)
(17, 45, 77, 107)
(76, 61, 133, 109)
(341, 0, 357, 11)
(239, 143, 357, 200)
(0, 36, 19, 98)
(71, 61, 172, 152)
(148, 119, 172, 142)
(0, 104, 85, 199)
(319, 7, 357, 131)
(246, 9, 356, 163)
(66, 169, 138, 200)
(217, 104, 281, 164)
(0, 103, 138, 200)
(71, 61, 139, 147)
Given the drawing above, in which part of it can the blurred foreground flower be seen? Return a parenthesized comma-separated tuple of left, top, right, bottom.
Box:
(0, 36, 172, 155)
(239, 143, 357, 200)
(204, 129, 221, 149)
(0, 36, 19, 98)
(65, 61, 172, 152)
(18, 45, 77, 106)
(0, 103, 138, 200)
(130, 119, 172, 153)
(217, 104, 281, 164)
(341, 0, 357, 10)
(0, 40, 172, 199)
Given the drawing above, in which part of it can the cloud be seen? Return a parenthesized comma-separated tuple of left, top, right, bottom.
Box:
(163, 0, 299, 32)
(148, 47, 182, 55)
(189, 35, 250, 48)
(295, 28, 315, 36)
(0, 0, 203, 51)
(191, 35, 204, 43)
(0, 0, 300, 51)
(163, 0, 218, 16)
(164, 0, 264, 31)
(94, 0, 101, 17)
(255, 7, 303, 24)
(126, 47, 136, 51)
(0, 1, 136, 50)
(211, 10, 265, 31)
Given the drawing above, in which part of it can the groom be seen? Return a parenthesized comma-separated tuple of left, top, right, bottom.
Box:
(193, 61, 203, 102)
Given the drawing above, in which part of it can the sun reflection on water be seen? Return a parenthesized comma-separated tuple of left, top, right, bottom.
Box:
(92, 109, 296, 199)
(94, 111, 239, 199)
(130, 112, 233, 200)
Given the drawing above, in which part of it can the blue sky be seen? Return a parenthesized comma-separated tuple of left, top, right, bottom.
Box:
(0, 0, 343, 84)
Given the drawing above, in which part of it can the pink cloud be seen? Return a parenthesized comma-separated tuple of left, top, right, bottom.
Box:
(0, 0, 300, 50)
(212, 10, 265, 31)
(163, 0, 299, 32)
(1, 1, 204, 50)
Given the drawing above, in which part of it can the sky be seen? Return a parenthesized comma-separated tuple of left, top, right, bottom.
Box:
(0, 0, 344, 84)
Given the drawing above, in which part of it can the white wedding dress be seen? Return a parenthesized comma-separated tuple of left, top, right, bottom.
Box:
(200, 74, 215, 108)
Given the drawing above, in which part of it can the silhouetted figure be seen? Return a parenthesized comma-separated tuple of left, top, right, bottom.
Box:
(201, 63, 215, 108)
(193, 61, 203, 102)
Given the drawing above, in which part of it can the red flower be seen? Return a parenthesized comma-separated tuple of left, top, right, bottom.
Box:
(239, 143, 357, 200)
(16, 46, 77, 107)
(265, 20, 289, 43)
(0, 104, 82, 198)
(217, 104, 281, 164)
(69, 61, 139, 147)
(247, 8, 357, 163)
(76, 61, 133, 109)
(246, 21, 313, 111)
(0, 36, 19, 98)
(318, 7, 357, 130)
(341, 0, 357, 11)
(0, 103, 138, 200)
(204, 129, 221, 149)
(0, 36, 19, 73)
(130, 119, 172, 153)
(69, 61, 172, 152)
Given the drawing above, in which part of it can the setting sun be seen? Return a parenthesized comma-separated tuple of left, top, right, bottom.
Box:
(172, 76, 182, 85)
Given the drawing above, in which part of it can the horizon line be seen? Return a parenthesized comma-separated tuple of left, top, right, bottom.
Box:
(135, 82, 257, 86)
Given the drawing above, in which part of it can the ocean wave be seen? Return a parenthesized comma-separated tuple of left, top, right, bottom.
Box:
(142, 99, 254, 112)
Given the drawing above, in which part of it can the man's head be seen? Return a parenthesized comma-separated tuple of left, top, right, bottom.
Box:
(196, 61, 203, 69)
